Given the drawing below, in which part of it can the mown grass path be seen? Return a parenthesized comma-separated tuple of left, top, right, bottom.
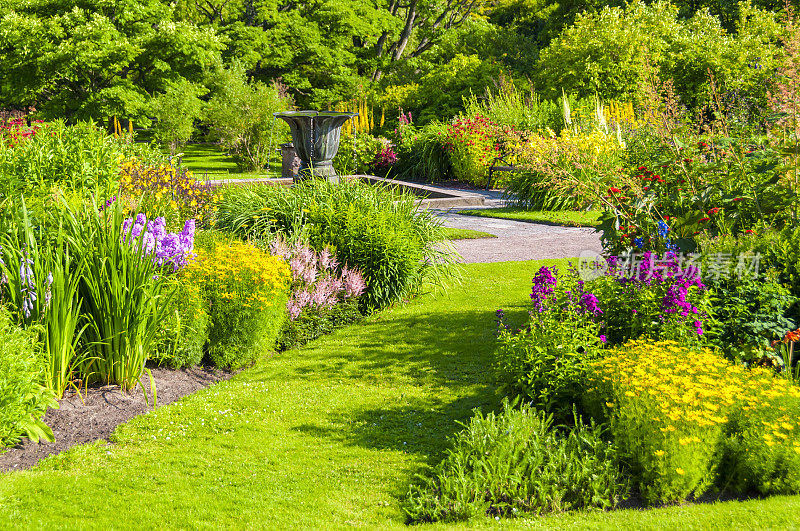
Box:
(2, 260, 800, 529)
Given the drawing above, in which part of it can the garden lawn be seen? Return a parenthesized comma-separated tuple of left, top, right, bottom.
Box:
(459, 207, 602, 228)
(440, 227, 496, 240)
(2, 259, 800, 529)
(174, 143, 282, 180)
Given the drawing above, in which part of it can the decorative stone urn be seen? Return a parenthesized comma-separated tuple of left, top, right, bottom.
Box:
(273, 111, 357, 183)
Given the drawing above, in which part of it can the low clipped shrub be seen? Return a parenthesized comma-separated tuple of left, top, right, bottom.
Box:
(585, 340, 800, 504)
(151, 276, 210, 369)
(184, 241, 291, 369)
(404, 399, 626, 523)
(0, 306, 57, 448)
(216, 179, 458, 312)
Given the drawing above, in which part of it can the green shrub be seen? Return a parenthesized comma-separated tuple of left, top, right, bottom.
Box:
(185, 240, 290, 369)
(151, 276, 210, 369)
(332, 132, 384, 176)
(0, 306, 57, 448)
(216, 180, 459, 312)
(404, 399, 626, 523)
(0, 119, 164, 207)
(204, 65, 292, 172)
(462, 84, 562, 133)
(494, 266, 603, 420)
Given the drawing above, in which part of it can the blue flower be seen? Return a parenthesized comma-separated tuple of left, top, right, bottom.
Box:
(657, 220, 669, 238)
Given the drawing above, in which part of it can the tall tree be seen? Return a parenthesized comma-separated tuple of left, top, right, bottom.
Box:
(0, 0, 224, 121)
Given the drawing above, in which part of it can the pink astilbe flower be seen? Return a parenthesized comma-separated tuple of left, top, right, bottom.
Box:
(342, 267, 367, 298)
(318, 247, 339, 271)
(275, 237, 365, 320)
(301, 263, 318, 285)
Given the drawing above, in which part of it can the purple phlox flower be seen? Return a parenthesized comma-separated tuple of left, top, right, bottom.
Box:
(599, 334, 607, 343)
(530, 266, 558, 313)
(579, 292, 603, 316)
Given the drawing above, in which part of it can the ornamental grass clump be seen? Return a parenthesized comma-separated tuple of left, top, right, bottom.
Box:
(585, 340, 800, 504)
(64, 200, 173, 391)
(0, 202, 86, 399)
(185, 241, 291, 368)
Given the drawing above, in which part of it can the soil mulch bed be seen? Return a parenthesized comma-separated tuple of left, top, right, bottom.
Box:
(0, 366, 234, 473)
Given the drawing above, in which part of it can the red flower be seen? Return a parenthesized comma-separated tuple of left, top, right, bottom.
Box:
(745, 229, 754, 234)
(699, 217, 710, 222)
(733, 197, 744, 202)
(707, 208, 721, 215)
(663, 216, 670, 221)
(637, 166, 647, 171)
(608, 187, 621, 194)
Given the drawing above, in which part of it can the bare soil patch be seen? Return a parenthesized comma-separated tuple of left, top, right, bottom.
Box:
(0, 366, 233, 472)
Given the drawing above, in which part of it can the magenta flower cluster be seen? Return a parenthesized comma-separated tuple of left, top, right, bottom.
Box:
(270, 238, 366, 321)
(531, 266, 604, 317)
(122, 213, 196, 271)
(372, 144, 398, 169)
(607, 251, 707, 335)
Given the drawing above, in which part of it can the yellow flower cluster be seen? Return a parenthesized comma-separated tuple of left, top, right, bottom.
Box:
(118, 159, 218, 225)
(603, 100, 639, 128)
(587, 340, 800, 503)
(184, 242, 291, 310)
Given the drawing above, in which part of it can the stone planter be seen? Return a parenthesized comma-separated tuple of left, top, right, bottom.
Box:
(273, 111, 357, 183)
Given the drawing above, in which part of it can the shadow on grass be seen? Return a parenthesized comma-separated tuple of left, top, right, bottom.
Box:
(288, 301, 532, 464)
(287, 302, 530, 389)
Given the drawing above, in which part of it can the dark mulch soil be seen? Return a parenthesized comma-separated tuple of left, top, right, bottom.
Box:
(0, 366, 233, 473)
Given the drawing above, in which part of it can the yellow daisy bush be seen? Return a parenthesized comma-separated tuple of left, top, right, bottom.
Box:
(183, 241, 291, 369)
(586, 340, 800, 504)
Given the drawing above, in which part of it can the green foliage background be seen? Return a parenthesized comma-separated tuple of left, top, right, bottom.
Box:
(1, 0, 795, 129)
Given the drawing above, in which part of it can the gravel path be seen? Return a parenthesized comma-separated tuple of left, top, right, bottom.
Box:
(430, 189, 603, 263)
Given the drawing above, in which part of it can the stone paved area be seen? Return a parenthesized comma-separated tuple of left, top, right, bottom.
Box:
(431, 189, 603, 264)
